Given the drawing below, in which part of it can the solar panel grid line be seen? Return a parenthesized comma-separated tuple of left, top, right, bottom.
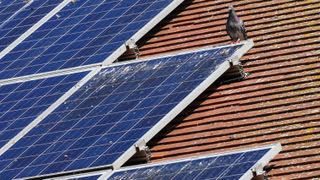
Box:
(0, 0, 32, 30)
(0, 1, 26, 26)
(104, 143, 281, 180)
(0, 0, 185, 81)
(0, 43, 249, 179)
(0, 68, 99, 158)
(0, 0, 71, 60)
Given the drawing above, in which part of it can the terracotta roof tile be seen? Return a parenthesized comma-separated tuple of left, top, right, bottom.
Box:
(125, 0, 320, 178)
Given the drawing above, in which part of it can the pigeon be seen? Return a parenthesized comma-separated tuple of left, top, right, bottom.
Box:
(226, 5, 247, 43)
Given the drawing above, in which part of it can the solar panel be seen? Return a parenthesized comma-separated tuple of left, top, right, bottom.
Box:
(0, 0, 63, 53)
(105, 143, 281, 180)
(0, 0, 184, 80)
(0, 42, 253, 179)
(0, 71, 88, 150)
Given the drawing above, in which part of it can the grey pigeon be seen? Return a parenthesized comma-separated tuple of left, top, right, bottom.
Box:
(226, 5, 247, 42)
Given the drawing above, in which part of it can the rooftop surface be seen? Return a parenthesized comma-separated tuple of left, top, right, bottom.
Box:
(127, 0, 320, 179)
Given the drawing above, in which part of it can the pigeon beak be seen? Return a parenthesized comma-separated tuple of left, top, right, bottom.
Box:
(228, 5, 234, 11)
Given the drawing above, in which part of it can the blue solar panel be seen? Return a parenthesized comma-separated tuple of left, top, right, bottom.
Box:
(0, 44, 241, 179)
(107, 146, 278, 180)
(0, 0, 182, 80)
(0, 71, 88, 150)
(0, 0, 62, 52)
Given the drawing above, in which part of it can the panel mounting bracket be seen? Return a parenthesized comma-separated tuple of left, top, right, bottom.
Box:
(125, 39, 140, 59)
(228, 55, 240, 66)
(252, 163, 267, 180)
(134, 139, 151, 163)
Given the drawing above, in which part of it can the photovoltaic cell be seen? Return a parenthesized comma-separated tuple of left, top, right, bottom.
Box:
(0, 1, 26, 25)
(0, 44, 241, 179)
(0, 71, 88, 150)
(0, 0, 180, 80)
(0, 0, 62, 52)
(107, 146, 278, 180)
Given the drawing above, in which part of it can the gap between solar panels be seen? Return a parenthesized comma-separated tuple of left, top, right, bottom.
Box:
(0, 40, 253, 179)
(0, 0, 184, 83)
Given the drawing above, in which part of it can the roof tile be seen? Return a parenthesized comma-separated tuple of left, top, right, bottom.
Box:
(125, 0, 320, 178)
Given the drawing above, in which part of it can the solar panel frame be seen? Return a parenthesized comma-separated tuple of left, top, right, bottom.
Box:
(102, 143, 282, 180)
